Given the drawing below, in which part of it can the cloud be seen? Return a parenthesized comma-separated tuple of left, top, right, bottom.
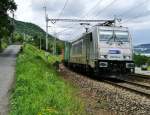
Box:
(31, 0, 63, 17)
(31, 0, 87, 18)
(14, 0, 33, 22)
(14, 0, 150, 44)
(60, 0, 86, 17)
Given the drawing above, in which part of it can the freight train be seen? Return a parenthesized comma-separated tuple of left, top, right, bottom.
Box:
(64, 21, 135, 76)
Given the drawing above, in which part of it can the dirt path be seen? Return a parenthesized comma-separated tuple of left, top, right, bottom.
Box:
(0, 45, 21, 115)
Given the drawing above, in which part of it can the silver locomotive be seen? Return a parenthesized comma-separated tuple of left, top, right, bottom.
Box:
(64, 22, 135, 75)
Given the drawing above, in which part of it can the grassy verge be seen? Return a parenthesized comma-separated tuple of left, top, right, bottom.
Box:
(10, 44, 85, 115)
(0, 41, 8, 52)
(148, 66, 150, 71)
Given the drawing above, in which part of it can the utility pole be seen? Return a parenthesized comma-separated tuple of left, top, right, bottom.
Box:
(40, 37, 41, 50)
(53, 32, 57, 55)
(10, 11, 14, 44)
(43, 6, 48, 51)
(23, 33, 26, 44)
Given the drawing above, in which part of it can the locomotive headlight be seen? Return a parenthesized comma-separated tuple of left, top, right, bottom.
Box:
(100, 55, 105, 59)
(126, 63, 134, 68)
(100, 55, 107, 59)
(124, 56, 130, 60)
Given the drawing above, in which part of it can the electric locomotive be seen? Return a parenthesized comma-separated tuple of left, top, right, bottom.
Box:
(64, 21, 135, 75)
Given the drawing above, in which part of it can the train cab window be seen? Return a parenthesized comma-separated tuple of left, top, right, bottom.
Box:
(99, 30, 129, 43)
(99, 31, 113, 41)
(115, 31, 129, 42)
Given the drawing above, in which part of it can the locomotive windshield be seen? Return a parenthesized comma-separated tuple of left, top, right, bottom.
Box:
(99, 31, 113, 41)
(99, 30, 129, 42)
(115, 31, 129, 42)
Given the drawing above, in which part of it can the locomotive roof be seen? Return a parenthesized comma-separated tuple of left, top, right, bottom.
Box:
(97, 26, 128, 31)
(70, 26, 129, 43)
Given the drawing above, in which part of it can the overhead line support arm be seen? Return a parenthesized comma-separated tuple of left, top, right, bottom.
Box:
(48, 18, 115, 23)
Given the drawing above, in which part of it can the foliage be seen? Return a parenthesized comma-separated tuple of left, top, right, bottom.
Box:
(13, 32, 24, 43)
(0, 0, 17, 49)
(14, 20, 47, 38)
(10, 44, 85, 115)
(147, 58, 150, 65)
(14, 20, 64, 53)
(148, 66, 150, 71)
(134, 54, 150, 67)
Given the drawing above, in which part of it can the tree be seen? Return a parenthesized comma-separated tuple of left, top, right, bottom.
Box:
(134, 54, 149, 67)
(0, 0, 17, 49)
(147, 58, 150, 66)
(13, 32, 24, 43)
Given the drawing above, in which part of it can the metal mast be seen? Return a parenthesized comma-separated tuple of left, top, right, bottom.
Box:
(43, 6, 48, 51)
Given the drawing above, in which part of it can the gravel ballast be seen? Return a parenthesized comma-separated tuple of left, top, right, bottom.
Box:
(59, 64, 150, 115)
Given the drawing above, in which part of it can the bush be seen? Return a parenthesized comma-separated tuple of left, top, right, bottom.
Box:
(134, 54, 149, 67)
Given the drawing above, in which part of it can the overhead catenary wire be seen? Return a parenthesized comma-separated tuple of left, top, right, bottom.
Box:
(56, 24, 86, 42)
(121, 0, 150, 23)
(82, 0, 104, 18)
(57, 0, 69, 19)
(118, 0, 149, 18)
(56, 26, 81, 35)
(56, 0, 102, 31)
(43, 0, 75, 43)
(57, 0, 99, 30)
(59, 0, 111, 36)
(51, 0, 117, 40)
(49, 18, 114, 39)
(56, 0, 81, 32)
(51, 0, 69, 54)
(123, 10, 150, 24)
(94, 0, 118, 17)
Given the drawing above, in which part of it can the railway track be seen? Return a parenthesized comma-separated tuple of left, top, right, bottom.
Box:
(103, 77, 150, 97)
(129, 73, 150, 80)
(64, 64, 150, 97)
(124, 74, 150, 85)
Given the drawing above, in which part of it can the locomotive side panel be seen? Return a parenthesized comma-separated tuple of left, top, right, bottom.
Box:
(69, 31, 97, 68)
(64, 42, 71, 66)
(88, 30, 98, 68)
(70, 39, 86, 64)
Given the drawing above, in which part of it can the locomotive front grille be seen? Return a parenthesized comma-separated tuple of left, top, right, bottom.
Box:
(98, 60, 134, 71)
(99, 62, 108, 67)
(126, 63, 134, 68)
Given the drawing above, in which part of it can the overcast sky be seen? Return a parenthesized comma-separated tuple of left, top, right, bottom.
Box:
(14, 0, 150, 45)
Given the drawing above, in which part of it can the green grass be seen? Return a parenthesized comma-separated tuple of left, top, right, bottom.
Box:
(2, 42, 7, 49)
(0, 41, 8, 52)
(148, 66, 150, 71)
(10, 44, 85, 115)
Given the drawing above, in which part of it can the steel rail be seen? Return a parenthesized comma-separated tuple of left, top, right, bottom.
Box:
(129, 74, 150, 79)
(115, 78, 150, 89)
(103, 78, 150, 97)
